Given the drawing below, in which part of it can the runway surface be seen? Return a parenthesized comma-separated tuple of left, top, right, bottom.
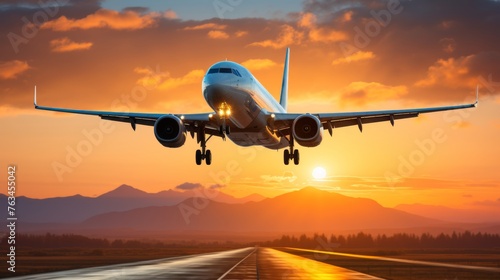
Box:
(10, 247, 383, 279)
(286, 247, 500, 273)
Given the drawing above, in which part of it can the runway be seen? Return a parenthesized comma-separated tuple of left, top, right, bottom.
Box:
(10, 247, 383, 279)
(286, 247, 500, 273)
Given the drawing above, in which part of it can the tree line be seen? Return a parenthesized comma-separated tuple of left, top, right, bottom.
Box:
(263, 231, 500, 249)
(1, 231, 499, 249)
(0, 233, 223, 249)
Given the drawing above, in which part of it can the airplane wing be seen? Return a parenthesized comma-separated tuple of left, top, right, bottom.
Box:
(33, 87, 223, 137)
(272, 87, 478, 135)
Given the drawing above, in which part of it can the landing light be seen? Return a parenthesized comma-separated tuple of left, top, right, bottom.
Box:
(209, 113, 213, 118)
(226, 109, 231, 116)
(180, 115, 185, 120)
(271, 113, 275, 118)
(219, 109, 224, 116)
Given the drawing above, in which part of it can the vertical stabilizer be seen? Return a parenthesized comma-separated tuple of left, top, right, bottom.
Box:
(279, 48, 290, 112)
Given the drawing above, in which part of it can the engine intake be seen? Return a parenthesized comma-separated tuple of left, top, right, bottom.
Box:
(154, 115, 186, 148)
(292, 114, 323, 147)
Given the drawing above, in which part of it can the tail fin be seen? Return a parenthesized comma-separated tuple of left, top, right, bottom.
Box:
(279, 48, 290, 112)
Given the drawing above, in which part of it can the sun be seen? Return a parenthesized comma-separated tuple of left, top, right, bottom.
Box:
(312, 167, 327, 180)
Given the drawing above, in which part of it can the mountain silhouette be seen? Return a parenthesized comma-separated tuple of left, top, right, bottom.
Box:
(395, 203, 500, 223)
(99, 184, 150, 198)
(0, 184, 265, 223)
(82, 187, 442, 232)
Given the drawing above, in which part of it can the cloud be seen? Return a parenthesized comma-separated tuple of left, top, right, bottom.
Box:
(183, 23, 226, 30)
(235, 31, 248, 37)
(183, 23, 229, 39)
(439, 38, 457, 53)
(241, 59, 277, 71)
(249, 12, 346, 49)
(415, 53, 497, 89)
(439, 20, 456, 30)
(41, 9, 161, 31)
(0, 60, 30, 80)
(297, 12, 316, 29)
(50, 37, 93, 53)
(415, 52, 500, 93)
(338, 82, 408, 106)
(332, 51, 375, 65)
(134, 67, 204, 91)
(209, 184, 225, 189)
(415, 57, 469, 88)
(341, 10, 354, 23)
(298, 12, 347, 43)
(249, 24, 304, 49)
(163, 9, 177, 19)
(208, 30, 229, 39)
(175, 182, 203, 190)
(157, 70, 204, 90)
(261, 172, 297, 183)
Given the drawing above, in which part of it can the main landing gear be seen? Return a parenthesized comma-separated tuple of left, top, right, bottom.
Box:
(284, 137, 300, 165)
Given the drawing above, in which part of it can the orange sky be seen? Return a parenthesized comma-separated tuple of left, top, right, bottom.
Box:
(1, 0, 499, 210)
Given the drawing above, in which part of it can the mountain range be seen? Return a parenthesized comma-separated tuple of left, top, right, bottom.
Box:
(395, 203, 500, 223)
(82, 187, 442, 232)
(2, 185, 499, 238)
(0, 184, 265, 223)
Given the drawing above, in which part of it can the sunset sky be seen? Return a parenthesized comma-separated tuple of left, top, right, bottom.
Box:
(1, 0, 499, 210)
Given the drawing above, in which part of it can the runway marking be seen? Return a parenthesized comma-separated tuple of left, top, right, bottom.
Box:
(285, 247, 500, 273)
(217, 247, 257, 279)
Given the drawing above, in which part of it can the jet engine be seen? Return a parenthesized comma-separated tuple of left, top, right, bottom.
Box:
(292, 114, 323, 147)
(154, 115, 186, 147)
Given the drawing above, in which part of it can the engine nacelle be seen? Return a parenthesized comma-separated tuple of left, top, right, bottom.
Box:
(292, 114, 323, 147)
(154, 115, 186, 148)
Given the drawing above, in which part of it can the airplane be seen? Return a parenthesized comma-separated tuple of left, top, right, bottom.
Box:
(34, 48, 478, 165)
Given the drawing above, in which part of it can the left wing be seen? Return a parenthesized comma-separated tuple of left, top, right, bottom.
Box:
(33, 87, 223, 137)
(272, 87, 478, 135)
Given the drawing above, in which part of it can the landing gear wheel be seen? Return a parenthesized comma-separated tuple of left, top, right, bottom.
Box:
(284, 150, 290, 165)
(205, 150, 212, 165)
(293, 149, 300, 165)
(195, 150, 202, 165)
(196, 127, 214, 166)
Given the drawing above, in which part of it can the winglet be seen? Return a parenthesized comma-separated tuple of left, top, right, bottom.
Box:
(474, 84, 479, 107)
(279, 47, 290, 112)
(34, 85, 38, 107)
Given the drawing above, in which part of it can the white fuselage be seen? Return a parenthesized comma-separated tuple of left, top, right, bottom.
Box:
(202, 61, 288, 149)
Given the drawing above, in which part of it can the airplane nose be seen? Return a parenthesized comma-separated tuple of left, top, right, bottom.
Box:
(203, 84, 225, 106)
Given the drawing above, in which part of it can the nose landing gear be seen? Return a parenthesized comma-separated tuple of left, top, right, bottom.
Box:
(195, 125, 213, 165)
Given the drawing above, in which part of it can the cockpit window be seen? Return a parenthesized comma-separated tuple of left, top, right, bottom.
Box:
(207, 67, 242, 77)
(232, 69, 242, 77)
